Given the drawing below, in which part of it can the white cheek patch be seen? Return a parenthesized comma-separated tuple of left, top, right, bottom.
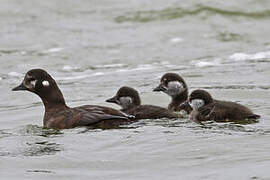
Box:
(119, 96, 133, 109)
(166, 81, 185, 96)
(30, 80, 37, 87)
(42, 80, 50, 87)
(190, 99, 205, 110)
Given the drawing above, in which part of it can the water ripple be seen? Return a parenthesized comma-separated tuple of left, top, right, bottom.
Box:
(198, 85, 270, 90)
(0, 125, 63, 157)
(115, 5, 270, 23)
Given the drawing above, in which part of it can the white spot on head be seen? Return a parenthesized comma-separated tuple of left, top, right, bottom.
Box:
(42, 80, 50, 87)
(166, 81, 185, 97)
(30, 80, 37, 87)
(190, 99, 205, 110)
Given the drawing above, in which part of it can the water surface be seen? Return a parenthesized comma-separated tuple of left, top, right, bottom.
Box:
(1, 0, 270, 179)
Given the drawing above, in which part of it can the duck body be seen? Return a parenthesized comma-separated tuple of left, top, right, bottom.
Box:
(189, 89, 260, 122)
(44, 105, 133, 129)
(193, 100, 260, 122)
(12, 69, 133, 129)
(106, 86, 179, 120)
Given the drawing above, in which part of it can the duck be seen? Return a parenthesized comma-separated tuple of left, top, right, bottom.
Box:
(12, 69, 134, 129)
(153, 73, 192, 113)
(188, 89, 260, 122)
(106, 86, 180, 119)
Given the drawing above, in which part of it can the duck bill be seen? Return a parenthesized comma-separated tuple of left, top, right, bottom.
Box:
(12, 83, 27, 91)
(106, 96, 117, 104)
(181, 100, 190, 107)
(153, 84, 167, 92)
(179, 100, 193, 114)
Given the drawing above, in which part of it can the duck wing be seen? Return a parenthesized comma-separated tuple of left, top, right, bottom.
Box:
(74, 105, 134, 126)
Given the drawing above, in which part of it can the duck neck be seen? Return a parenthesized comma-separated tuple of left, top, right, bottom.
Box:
(37, 86, 69, 123)
(169, 90, 188, 111)
(121, 103, 137, 111)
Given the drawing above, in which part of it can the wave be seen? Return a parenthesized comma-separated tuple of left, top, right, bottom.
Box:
(115, 5, 270, 23)
(191, 58, 221, 67)
(229, 51, 270, 61)
(8, 72, 23, 77)
(197, 85, 270, 90)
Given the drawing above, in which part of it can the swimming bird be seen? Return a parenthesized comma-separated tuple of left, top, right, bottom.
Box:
(188, 89, 260, 122)
(106, 86, 180, 119)
(12, 69, 134, 129)
(153, 73, 192, 113)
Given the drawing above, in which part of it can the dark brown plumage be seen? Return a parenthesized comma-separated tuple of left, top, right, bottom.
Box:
(106, 86, 180, 119)
(153, 73, 192, 113)
(189, 89, 260, 122)
(12, 69, 134, 129)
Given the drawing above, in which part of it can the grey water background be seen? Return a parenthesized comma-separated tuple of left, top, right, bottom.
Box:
(1, 0, 270, 179)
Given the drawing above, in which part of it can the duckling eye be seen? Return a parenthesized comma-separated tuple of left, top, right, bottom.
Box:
(162, 80, 168, 86)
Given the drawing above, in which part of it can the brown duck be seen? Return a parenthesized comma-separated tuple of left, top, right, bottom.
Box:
(106, 86, 180, 119)
(153, 73, 192, 113)
(12, 69, 134, 129)
(188, 89, 260, 122)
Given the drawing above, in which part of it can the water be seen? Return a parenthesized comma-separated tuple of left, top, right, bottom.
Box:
(1, 0, 270, 179)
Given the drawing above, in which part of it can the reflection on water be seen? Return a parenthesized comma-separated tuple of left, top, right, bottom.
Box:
(22, 125, 63, 137)
(26, 170, 55, 174)
(23, 141, 61, 157)
(0, 118, 264, 158)
(216, 31, 244, 42)
(0, 125, 63, 157)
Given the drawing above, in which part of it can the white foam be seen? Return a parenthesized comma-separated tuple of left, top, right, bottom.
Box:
(62, 65, 78, 71)
(47, 47, 63, 53)
(229, 53, 250, 61)
(116, 64, 155, 73)
(170, 37, 183, 43)
(195, 61, 216, 67)
(116, 69, 129, 72)
(229, 51, 270, 61)
(57, 72, 104, 81)
(20, 51, 27, 55)
(8, 72, 22, 77)
(192, 59, 220, 67)
(132, 64, 155, 71)
(95, 63, 125, 68)
(92, 72, 104, 76)
(58, 75, 90, 80)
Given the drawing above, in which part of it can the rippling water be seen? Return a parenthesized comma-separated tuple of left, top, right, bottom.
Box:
(1, 0, 270, 179)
